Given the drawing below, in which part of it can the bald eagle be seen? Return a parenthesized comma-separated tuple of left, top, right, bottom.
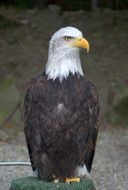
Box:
(24, 27, 100, 182)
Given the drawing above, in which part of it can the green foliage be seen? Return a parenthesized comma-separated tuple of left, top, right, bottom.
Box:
(61, 0, 91, 11)
(15, 0, 32, 9)
(0, 109, 8, 123)
(0, 79, 14, 90)
(0, 0, 128, 10)
(114, 96, 128, 122)
(106, 96, 128, 126)
(0, 0, 33, 9)
(0, 78, 20, 124)
(106, 112, 118, 125)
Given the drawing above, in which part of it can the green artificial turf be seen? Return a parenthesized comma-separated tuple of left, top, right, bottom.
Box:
(10, 177, 96, 190)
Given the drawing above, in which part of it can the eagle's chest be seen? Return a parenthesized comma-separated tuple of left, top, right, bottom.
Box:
(45, 78, 83, 113)
(39, 77, 86, 134)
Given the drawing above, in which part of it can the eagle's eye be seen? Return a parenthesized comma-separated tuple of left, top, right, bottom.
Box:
(64, 36, 74, 41)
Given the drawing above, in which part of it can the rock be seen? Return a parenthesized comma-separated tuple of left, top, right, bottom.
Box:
(48, 4, 61, 14)
(20, 19, 29, 25)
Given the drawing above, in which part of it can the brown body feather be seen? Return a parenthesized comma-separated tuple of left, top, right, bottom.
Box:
(24, 73, 100, 181)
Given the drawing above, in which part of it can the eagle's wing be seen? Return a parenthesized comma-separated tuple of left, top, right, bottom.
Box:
(83, 80, 100, 172)
(24, 77, 45, 173)
(24, 76, 55, 180)
(24, 83, 40, 172)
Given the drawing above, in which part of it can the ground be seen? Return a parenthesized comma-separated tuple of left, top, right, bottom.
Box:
(0, 6, 128, 190)
(0, 125, 128, 190)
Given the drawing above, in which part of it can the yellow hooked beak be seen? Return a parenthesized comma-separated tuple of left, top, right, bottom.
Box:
(71, 37, 90, 53)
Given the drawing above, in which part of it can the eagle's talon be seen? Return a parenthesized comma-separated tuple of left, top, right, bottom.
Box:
(65, 177, 80, 183)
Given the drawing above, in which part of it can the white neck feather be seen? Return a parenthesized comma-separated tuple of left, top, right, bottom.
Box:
(45, 48, 84, 82)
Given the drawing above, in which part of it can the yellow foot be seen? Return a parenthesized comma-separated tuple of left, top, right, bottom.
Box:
(65, 177, 80, 183)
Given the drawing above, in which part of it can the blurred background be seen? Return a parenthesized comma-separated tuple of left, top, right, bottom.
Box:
(0, 1, 128, 190)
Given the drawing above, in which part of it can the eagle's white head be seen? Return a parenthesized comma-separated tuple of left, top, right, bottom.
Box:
(45, 26, 89, 82)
